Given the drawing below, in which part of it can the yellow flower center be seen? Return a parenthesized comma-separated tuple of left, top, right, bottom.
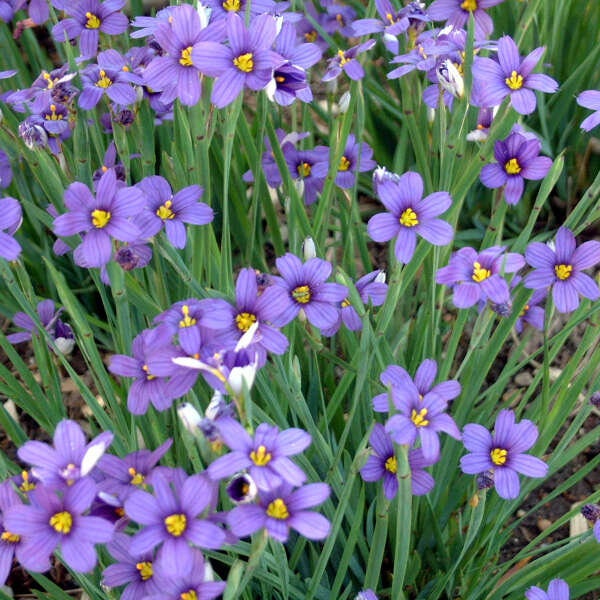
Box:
(292, 285, 311, 304)
(1, 531, 20, 543)
(472, 262, 491, 282)
(519, 304, 530, 317)
(338, 156, 351, 171)
(411, 408, 429, 427)
(385, 12, 394, 24)
(555, 264, 573, 280)
(266, 498, 290, 520)
(49, 511, 73, 534)
(91, 209, 111, 228)
(181, 591, 198, 600)
(42, 71, 55, 89)
(460, 0, 477, 11)
(304, 30, 317, 43)
(250, 444, 272, 466)
(142, 364, 156, 381)
(236, 311, 257, 332)
(297, 162, 312, 177)
(505, 70, 524, 90)
(222, 0, 241, 11)
(156, 199, 175, 220)
(179, 46, 194, 67)
(136, 561, 153, 581)
(45, 104, 62, 121)
(337, 49, 350, 66)
(128, 467, 145, 486)
(399, 207, 419, 227)
(490, 447, 508, 466)
(164, 513, 187, 537)
(20, 471, 36, 492)
(179, 305, 197, 328)
(233, 52, 254, 73)
(384, 455, 397, 474)
(341, 298, 351, 308)
(85, 11, 101, 28)
(505, 158, 522, 175)
(96, 70, 112, 89)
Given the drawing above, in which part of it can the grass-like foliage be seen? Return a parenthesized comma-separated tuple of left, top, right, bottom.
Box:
(1, 0, 600, 598)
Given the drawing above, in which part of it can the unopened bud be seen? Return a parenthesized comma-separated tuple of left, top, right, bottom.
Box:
(590, 391, 600, 409)
(226, 472, 257, 504)
(177, 402, 203, 433)
(477, 470, 494, 490)
(581, 503, 600, 522)
(338, 91, 351, 114)
(303, 236, 316, 260)
(436, 59, 464, 98)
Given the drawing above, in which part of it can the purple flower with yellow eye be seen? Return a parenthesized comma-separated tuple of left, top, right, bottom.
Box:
(4, 478, 114, 573)
(207, 420, 311, 491)
(0, 481, 26, 587)
(0, 196, 22, 261)
(283, 144, 330, 206)
(192, 12, 284, 109)
(526, 579, 570, 600)
(335, 134, 376, 189)
(322, 39, 376, 82)
(79, 50, 142, 110)
(142, 3, 225, 107)
(272, 253, 348, 332)
(460, 409, 548, 499)
(480, 131, 552, 205)
(524, 226, 600, 314)
(52, 169, 145, 269)
(577, 90, 600, 132)
(227, 482, 330, 543)
(52, 0, 128, 59)
(360, 424, 436, 499)
(427, 0, 505, 40)
(473, 35, 558, 115)
(124, 472, 225, 565)
(17, 419, 113, 489)
(368, 171, 454, 264)
(135, 176, 213, 249)
(436, 245, 525, 308)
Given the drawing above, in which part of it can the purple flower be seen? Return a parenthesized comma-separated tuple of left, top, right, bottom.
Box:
(524, 227, 600, 313)
(581, 504, 600, 543)
(109, 327, 184, 415)
(372, 359, 461, 413)
(335, 134, 376, 189)
(7, 298, 74, 352)
(267, 22, 322, 106)
(227, 482, 330, 543)
(272, 253, 348, 332)
(384, 390, 461, 461)
(460, 409, 548, 499)
(0, 196, 22, 261)
(473, 35, 558, 115)
(17, 419, 113, 488)
(52, 0, 128, 59)
(124, 472, 225, 565)
(351, 0, 411, 54)
(360, 424, 436, 499)
(142, 3, 225, 107)
(203, 0, 282, 21)
(577, 90, 600, 132)
(208, 420, 310, 491)
(525, 579, 570, 600)
(321, 270, 388, 336)
(52, 170, 145, 269)
(135, 176, 213, 248)
(480, 131, 552, 205)
(97, 439, 173, 503)
(4, 478, 114, 573)
(0, 481, 26, 587)
(79, 50, 142, 110)
(192, 12, 284, 108)
(283, 144, 330, 205)
(146, 547, 226, 600)
(427, 0, 505, 40)
(368, 171, 454, 264)
(102, 532, 161, 600)
(436, 245, 525, 308)
(356, 591, 379, 600)
(322, 39, 376, 82)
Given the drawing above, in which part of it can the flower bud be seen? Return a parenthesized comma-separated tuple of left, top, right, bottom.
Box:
(303, 236, 317, 260)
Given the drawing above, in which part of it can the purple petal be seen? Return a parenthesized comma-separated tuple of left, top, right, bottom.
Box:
(509, 454, 548, 478)
(288, 511, 330, 540)
(494, 467, 520, 499)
